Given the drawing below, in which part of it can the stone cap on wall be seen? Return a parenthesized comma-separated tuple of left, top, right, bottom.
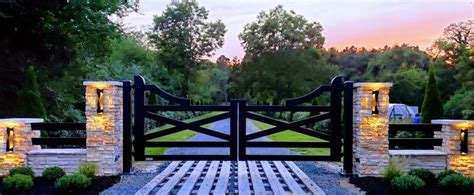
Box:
(431, 119, 474, 126)
(83, 81, 123, 86)
(27, 149, 86, 155)
(0, 118, 44, 124)
(389, 149, 447, 156)
(353, 82, 393, 88)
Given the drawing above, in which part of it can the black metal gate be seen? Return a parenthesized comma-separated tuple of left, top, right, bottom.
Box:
(123, 75, 353, 173)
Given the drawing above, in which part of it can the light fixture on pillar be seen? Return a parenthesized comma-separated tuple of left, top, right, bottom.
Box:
(6, 127, 14, 152)
(460, 128, 468, 154)
(371, 90, 379, 115)
(96, 89, 104, 114)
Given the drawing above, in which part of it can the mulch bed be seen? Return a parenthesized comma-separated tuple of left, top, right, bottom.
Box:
(0, 176, 120, 195)
(349, 176, 444, 195)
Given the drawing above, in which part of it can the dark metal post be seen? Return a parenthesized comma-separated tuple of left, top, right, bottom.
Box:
(330, 76, 343, 161)
(238, 100, 247, 160)
(343, 81, 354, 175)
(230, 100, 238, 160)
(133, 76, 145, 160)
(122, 81, 132, 173)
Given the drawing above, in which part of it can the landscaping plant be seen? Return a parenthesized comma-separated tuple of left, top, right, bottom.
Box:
(383, 157, 407, 182)
(55, 173, 91, 193)
(437, 169, 460, 183)
(439, 174, 474, 194)
(79, 163, 97, 178)
(42, 166, 66, 182)
(3, 174, 34, 192)
(407, 168, 436, 185)
(391, 175, 425, 194)
(9, 166, 35, 177)
(421, 66, 444, 123)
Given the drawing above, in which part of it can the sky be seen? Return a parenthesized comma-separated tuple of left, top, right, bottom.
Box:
(119, 0, 473, 60)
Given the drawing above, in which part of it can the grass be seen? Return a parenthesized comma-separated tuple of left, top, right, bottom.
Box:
(145, 112, 223, 155)
(251, 120, 330, 155)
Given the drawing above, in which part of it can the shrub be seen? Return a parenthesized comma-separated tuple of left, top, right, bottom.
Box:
(9, 166, 35, 177)
(439, 174, 474, 194)
(391, 175, 425, 194)
(79, 163, 97, 178)
(437, 169, 460, 183)
(383, 157, 408, 182)
(421, 66, 443, 123)
(407, 168, 436, 185)
(42, 166, 66, 182)
(3, 174, 34, 192)
(55, 173, 91, 193)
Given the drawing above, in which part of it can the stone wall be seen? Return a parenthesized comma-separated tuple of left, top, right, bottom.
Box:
(389, 150, 447, 173)
(27, 149, 86, 176)
(84, 81, 123, 176)
(352, 82, 392, 176)
(432, 120, 474, 176)
(0, 118, 42, 175)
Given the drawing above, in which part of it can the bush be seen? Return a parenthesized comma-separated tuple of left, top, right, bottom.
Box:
(383, 162, 402, 182)
(421, 66, 443, 123)
(437, 169, 460, 183)
(391, 175, 425, 194)
(407, 168, 436, 185)
(439, 174, 474, 194)
(55, 174, 91, 193)
(42, 166, 66, 182)
(9, 166, 35, 177)
(79, 163, 97, 178)
(3, 174, 34, 192)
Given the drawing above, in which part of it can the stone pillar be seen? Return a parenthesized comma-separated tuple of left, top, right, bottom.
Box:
(352, 83, 392, 176)
(432, 120, 474, 176)
(0, 118, 43, 175)
(84, 81, 123, 176)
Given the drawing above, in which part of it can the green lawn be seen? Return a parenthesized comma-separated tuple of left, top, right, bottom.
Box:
(145, 112, 223, 155)
(251, 120, 330, 155)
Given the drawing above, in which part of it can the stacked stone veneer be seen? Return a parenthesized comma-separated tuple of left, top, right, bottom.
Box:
(352, 83, 392, 176)
(0, 119, 42, 175)
(84, 81, 123, 176)
(27, 149, 86, 176)
(388, 150, 447, 173)
(432, 120, 474, 176)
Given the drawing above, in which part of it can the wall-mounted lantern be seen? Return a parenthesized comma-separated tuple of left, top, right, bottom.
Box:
(96, 89, 104, 114)
(460, 128, 468, 154)
(371, 90, 379, 115)
(6, 127, 14, 152)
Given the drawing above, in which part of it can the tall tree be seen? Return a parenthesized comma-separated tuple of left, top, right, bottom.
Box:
(429, 20, 473, 65)
(421, 67, 444, 123)
(239, 5, 324, 58)
(16, 66, 47, 119)
(149, 0, 226, 93)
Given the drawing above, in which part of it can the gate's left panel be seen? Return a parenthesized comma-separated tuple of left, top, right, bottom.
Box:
(132, 76, 237, 161)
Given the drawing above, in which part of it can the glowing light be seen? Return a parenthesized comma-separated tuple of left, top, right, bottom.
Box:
(371, 90, 379, 115)
(460, 128, 468, 154)
(96, 89, 104, 114)
(6, 127, 14, 152)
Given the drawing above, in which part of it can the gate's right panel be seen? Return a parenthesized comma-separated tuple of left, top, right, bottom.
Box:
(239, 76, 344, 161)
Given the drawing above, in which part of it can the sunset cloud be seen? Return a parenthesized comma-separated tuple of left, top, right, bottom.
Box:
(120, 0, 472, 60)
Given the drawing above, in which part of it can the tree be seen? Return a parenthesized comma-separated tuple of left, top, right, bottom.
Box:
(421, 67, 444, 123)
(231, 48, 339, 104)
(0, 0, 137, 117)
(429, 20, 473, 65)
(388, 67, 427, 107)
(149, 0, 226, 90)
(239, 5, 324, 58)
(16, 66, 47, 119)
(365, 45, 429, 79)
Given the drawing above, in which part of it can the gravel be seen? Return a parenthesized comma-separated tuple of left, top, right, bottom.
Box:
(102, 119, 358, 194)
(101, 162, 171, 195)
